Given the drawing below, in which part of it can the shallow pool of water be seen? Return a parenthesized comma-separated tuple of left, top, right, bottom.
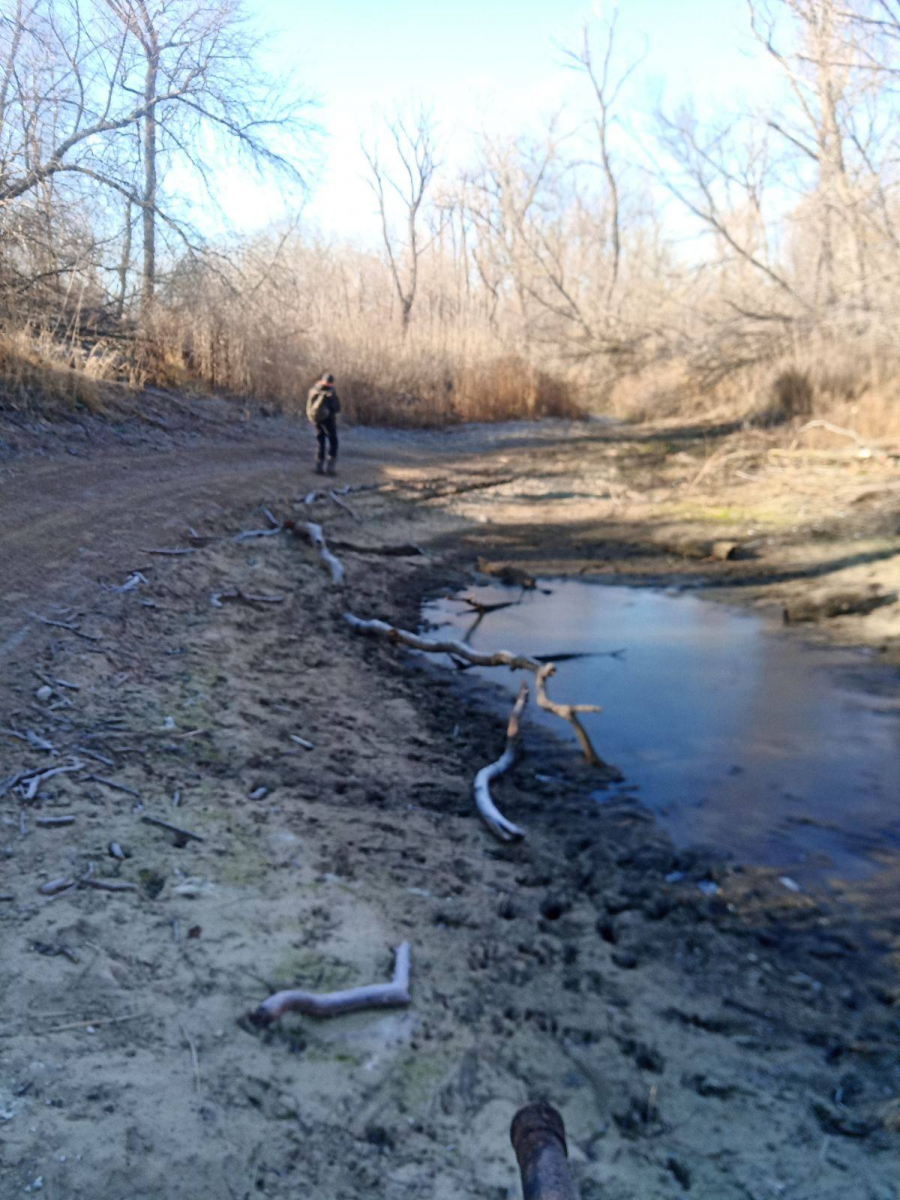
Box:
(424, 582, 900, 884)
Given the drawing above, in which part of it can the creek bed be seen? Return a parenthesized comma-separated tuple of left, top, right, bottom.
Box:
(425, 580, 900, 886)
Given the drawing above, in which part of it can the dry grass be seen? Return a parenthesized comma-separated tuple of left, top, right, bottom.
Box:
(0, 327, 104, 412)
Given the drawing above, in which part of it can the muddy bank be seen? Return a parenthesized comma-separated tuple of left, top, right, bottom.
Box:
(1, 472, 898, 1200)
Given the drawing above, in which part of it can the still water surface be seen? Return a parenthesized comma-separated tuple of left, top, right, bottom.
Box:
(425, 582, 900, 884)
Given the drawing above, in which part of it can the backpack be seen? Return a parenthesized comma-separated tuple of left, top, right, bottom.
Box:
(308, 386, 332, 425)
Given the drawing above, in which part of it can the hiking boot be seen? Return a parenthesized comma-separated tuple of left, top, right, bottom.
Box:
(314, 461, 325, 475)
(325, 460, 337, 476)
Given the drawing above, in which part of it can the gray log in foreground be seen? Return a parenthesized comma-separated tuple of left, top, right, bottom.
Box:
(510, 1103, 578, 1200)
(248, 942, 411, 1027)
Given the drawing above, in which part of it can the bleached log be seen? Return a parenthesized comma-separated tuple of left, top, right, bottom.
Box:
(248, 942, 411, 1027)
(343, 614, 540, 671)
(474, 682, 529, 841)
(302, 523, 345, 586)
(535, 664, 613, 771)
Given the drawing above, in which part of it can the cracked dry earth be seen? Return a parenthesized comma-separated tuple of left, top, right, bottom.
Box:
(0, 426, 898, 1200)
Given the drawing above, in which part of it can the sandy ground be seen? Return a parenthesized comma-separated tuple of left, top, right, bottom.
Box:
(1, 400, 899, 1199)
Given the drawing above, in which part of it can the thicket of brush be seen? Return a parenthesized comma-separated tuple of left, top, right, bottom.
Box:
(3, 1, 900, 440)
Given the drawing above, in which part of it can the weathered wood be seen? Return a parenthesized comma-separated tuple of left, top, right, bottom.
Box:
(248, 942, 411, 1027)
(344, 614, 541, 671)
(535, 664, 619, 775)
(141, 815, 204, 843)
(474, 682, 529, 842)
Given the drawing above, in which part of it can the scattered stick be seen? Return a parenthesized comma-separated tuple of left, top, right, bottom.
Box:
(141, 814, 205, 843)
(248, 942, 411, 1027)
(22, 761, 85, 800)
(289, 735, 315, 750)
(343, 614, 540, 671)
(328, 490, 361, 521)
(211, 590, 285, 608)
(80, 878, 138, 893)
(262, 507, 281, 529)
(182, 1026, 202, 1091)
(474, 682, 529, 842)
(302, 490, 320, 505)
(102, 572, 148, 594)
(141, 547, 196, 556)
(72, 747, 115, 766)
(28, 613, 101, 642)
(0, 894, 14, 902)
(108, 842, 127, 860)
(33, 671, 81, 692)
(36, 815, 76, 827)
(299, 522, 345, 585)
(38, 1012, 145, 1034)
(85, 774, 141, 799)
(233, 527, 282, 543)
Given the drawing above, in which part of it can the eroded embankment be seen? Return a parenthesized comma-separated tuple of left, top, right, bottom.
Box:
(0, 477, 898, 1200)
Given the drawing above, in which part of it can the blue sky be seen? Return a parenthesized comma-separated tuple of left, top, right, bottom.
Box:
(209, 0, 775, 243)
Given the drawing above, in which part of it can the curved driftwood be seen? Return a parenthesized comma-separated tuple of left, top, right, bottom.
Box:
(343, 614, 540, 672)
(300, 522, 345, 585)
(248, 942, 411, 1027)
(474, 682, 529, 842)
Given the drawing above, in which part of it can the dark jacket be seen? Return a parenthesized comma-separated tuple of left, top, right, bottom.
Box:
(306, 383, 341, 425)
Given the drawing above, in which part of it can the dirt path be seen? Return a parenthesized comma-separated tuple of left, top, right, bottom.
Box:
(1, 408, 898, 1199)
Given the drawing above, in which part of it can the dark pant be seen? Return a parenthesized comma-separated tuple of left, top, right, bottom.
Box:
(316, 416, 338, 463)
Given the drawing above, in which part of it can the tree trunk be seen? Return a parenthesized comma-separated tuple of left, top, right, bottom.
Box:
(141, 44, 159, 314)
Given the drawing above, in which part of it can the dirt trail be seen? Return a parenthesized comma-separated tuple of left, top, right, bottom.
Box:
(0, 407, 898, 1200)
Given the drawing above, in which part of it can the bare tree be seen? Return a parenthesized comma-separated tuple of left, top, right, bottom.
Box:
(0, 0, 315, 312)
(362, 105, 439, 331)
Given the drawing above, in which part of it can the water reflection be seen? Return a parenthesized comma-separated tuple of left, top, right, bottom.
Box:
(425, 582, 900, 886)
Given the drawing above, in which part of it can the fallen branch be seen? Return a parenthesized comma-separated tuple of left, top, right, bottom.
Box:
(232, 528, 282, 542)
(329, 490, 360, 521)
(474, 682, 529, 842)
(28, 613, 101, 642)
(141, 814, 205, 843)
(211, 590, 286, 608)
(85, 774, 141, 799)
(535, 665, 613, 772)
(19, 761, 84, 800)
(80, 878, 138, 893)
(298, 522, 345, 585)
(248, 942, 411, 1027)
(344, 614, 540, 671)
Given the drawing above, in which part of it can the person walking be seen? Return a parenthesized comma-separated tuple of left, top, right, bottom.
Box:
(306, 372, 341, 475)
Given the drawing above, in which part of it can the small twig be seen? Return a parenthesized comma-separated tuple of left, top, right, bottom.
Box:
(299, 522, 345, 586)
(141, 815, 204, 843)
(262, 507, 281, 529)
(182, 1026, 202, 1091)
(39, 877, 76, 896)
(36, 815, 76, 827)
(85, 774, 141, 799)
(248, 943, 412, 1027)
(33, 671, 81, 692)
(80, 878, 138, 893)
(233, 528, 282, 543)
(28, 613, 101, 642)
(329, 540, 424, 557)
(289, 735, 315, 751)
(38, 1013, 145, 1035)
(72, 747, 115, 766)
(329, 490, 361, 521)
(141, 547, 196, 556)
